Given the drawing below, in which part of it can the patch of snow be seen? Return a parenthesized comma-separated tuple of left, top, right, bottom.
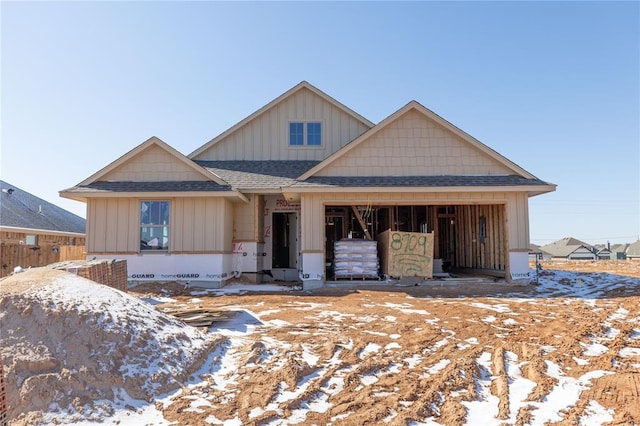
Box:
(363, 330, 387, 336)
(301, 344, 319, 366)
(404, 354, 422, 369)
(619, 347, 640, 357)
(580, 342, 609, 357)
(359, 342, 382, 359)
(427, 359, 451, 375)
(469, 302, 511, 313)
(503, 318, 517, 325)
(578, 400, 614, 425)
(462, 351, 499, 424)
(384, 315, 397, 322)
(390, 333, 401, 339)
(482, 315, 497, 323)
(529, 362, 613, 425)
(573, 357, 589, 366)
(385, 342, 401, 350)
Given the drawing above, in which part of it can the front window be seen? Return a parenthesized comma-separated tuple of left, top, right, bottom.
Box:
(140, 201, 169, 251)
(289, 121, 322, 146)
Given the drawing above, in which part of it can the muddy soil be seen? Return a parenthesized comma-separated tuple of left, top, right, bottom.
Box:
(130, 261, 640, 425)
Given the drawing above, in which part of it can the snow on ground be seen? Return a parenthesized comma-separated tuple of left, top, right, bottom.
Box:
(2, 263, 639, 425)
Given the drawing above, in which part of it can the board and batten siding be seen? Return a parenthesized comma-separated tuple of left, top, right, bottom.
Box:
(104, 144, 209, 182)
(192, 88, 371, 161)
(233, 194, 263, 242)
(300, 191, 529, 255)
(87, 197, 233, 254)
(316, 110, 513, 177)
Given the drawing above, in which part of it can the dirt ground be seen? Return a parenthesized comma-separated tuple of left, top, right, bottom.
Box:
(127, 260, 640, 425)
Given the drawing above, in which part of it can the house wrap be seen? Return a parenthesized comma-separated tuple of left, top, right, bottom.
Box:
(60, 81, 556, 288)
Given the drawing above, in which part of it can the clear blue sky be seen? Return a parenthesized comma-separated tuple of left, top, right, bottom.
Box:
(2, 1, 638, 245)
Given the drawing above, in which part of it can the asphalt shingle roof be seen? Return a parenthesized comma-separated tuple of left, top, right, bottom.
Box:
(1, 180, 86, 234)
(539, 237, 594, 258)
(63, 181, 233, 193)
(195, 160, 320, 189)
(291, 175, 550, 188)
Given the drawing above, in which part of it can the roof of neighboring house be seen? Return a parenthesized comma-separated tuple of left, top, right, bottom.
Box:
(610, 243, 630, 253)
(627, 240, 640, 257)
(539, 237, 594, 258)
(0, 180, 85, 235)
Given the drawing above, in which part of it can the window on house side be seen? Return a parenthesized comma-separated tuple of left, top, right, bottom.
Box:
(289, 122, 304, 146)
(289, 121, 322, 146)
(307, 122, 322, 146)
(140, 201, 169, 251)
(26, 235, 38, 245)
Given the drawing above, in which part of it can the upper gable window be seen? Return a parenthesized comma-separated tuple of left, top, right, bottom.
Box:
(289, 122, 322, 147)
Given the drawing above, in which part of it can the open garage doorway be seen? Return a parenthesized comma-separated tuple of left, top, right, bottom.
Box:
(323, 204, 506, 279)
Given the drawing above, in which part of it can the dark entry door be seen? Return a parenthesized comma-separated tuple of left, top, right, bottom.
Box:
(273, 213, 293, 268)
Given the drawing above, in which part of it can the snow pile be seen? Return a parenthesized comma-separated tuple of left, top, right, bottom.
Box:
(0, 269, 221, 425)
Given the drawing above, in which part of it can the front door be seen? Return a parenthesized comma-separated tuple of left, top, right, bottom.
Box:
(272, 212, 297, 269)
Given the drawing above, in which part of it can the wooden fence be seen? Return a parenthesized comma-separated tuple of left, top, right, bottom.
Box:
(0, 243, 85, 278)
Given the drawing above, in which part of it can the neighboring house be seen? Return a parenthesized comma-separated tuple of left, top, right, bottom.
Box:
(529, 243, 552, 261)
(60, 81, 556, 288)
(596, 247, 612, 260)
(627, 240, 640, 260)
(609, 243, 629, 260)
(1, 180, 86, 246)
(539, 237, 597, 260)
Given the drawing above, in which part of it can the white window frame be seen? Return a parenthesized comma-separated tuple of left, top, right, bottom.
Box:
(288, 121, 324, 147)
(140, 200, 170, 252)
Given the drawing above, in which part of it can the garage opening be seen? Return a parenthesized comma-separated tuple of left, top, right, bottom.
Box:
(324, 204, 506, 280)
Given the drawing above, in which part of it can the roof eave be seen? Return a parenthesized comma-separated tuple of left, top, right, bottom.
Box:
(283, 184, 558, 194)
(59, 189, 248, 203)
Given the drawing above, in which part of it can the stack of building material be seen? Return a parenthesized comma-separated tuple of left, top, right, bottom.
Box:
(50, 259, 128, 292)
(334, 239, 379, 279)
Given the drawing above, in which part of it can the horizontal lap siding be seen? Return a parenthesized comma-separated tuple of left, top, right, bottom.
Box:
(317, 110, 513, 177)
(104, 144, 207, 181)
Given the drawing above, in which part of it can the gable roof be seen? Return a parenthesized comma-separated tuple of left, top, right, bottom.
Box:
(627, 240, 640, 257)
(299, 101, 542, 181)
(78, 136, 227, 186)
(1, 180, 85, 235)
(539, 237, 594, 258)
(195, 160, 320, 191)
(188, 81, 375, 159)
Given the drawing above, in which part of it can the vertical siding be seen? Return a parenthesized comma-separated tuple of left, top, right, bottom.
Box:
(172, 198, 232, 252)
(88, 196, 235, 254)
(192, 88, 371, 161)
(233, 194, 257, 241)
(505, 192, 529, 250)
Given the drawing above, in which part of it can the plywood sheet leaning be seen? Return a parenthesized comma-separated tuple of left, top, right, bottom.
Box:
(378, 230, 434, 278)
